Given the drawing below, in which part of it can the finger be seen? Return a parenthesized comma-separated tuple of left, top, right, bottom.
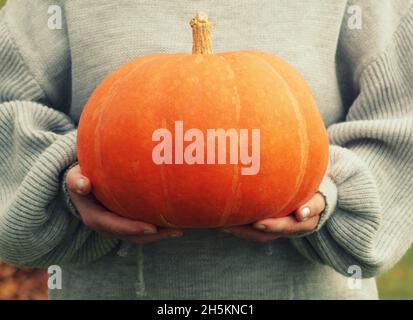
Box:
(294, 192, 326, 222)
(253, 215, 319, 235)
(71, 193, 159, 236)
(224, 226, 281, 242)
(123, 228, 184, 245)
(66, 164, 92, 195)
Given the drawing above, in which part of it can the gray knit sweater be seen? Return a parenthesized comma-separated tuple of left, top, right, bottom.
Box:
(0, 0, 413, 299)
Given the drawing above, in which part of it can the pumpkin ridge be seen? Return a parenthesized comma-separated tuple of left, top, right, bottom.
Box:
(93, 55, 167, 215)
(152, 54, 194, 225)
(245, 50, 329, 215)
(243, 51, 310, 215)
(217, 55, 242, 226)
(158, 117, 175, 225)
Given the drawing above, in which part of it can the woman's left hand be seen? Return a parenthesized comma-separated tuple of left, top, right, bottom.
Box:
(222, 192, 326, 242)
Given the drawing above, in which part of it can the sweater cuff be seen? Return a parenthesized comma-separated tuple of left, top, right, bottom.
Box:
(61, 161, 81, 219)
(314, 174, 338, 231)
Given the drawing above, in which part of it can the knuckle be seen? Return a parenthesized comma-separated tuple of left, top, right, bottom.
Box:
(82, 218, 92, 228)
(66, 169, 77, 182)
(65, 177, 75, 192)
(66, 170, 74, 181)
(131, 224, 147, 234)
(309, 220, 319, 231)
(82, 216, 97, 230)
(281, 226, 295, 235)
(297, 222, 317, 234)
(315, 194, 326, 212)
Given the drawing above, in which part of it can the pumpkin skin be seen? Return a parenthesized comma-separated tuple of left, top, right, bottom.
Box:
(77, 14, 329, 228)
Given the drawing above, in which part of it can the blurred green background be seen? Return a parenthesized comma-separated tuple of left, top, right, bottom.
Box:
(0, 0, 412, 300)
(379, 248, 413, 299)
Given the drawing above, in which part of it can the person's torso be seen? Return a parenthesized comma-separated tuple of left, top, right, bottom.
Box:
(66, 0, 348, 125)
(53, 0, 377, 299)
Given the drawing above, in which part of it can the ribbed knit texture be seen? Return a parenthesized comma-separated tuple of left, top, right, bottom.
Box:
(1, 0, 412, 299)
(0, 7, 119, 267)
(291, 4, 413, 277)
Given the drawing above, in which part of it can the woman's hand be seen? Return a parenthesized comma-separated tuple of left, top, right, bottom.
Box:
(222, 193, 326, 242)
(66, 164, 183, 245)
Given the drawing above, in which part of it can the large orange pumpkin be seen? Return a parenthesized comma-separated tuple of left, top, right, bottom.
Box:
(77, 12, 329, 228)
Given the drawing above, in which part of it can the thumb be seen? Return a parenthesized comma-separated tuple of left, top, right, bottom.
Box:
(66, 164, 92, 196)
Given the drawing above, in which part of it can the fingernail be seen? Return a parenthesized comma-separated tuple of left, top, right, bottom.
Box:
(170, 232, 183, 238)
(143, 229, 157, 235)
(76, 177, 85, 193)
(253, 224, 266, 230)
(300, 207, 311, 220)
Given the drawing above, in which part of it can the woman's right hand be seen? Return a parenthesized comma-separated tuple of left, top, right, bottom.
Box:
(65, 164, 183, 245)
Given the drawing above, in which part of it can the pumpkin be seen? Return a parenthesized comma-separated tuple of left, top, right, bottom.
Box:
(77, 12, 329, 228)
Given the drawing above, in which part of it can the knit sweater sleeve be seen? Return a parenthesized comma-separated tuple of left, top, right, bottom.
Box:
(291, 3, 413, 278)
(0, 2, 119, 267)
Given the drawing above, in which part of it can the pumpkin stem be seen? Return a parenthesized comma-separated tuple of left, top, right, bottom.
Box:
(190, 12, 213, 54)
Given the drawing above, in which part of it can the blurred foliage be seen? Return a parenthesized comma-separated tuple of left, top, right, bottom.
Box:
(0, 0, 412, 300)
(0, 261, 47, 300)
